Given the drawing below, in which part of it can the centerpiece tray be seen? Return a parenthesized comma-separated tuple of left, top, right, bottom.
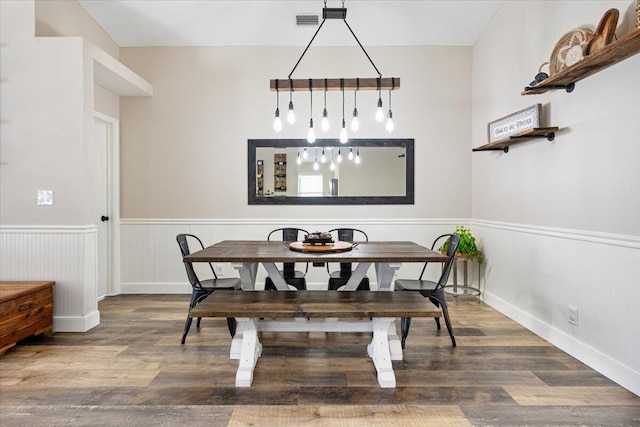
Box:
(288, 241, 353, 253)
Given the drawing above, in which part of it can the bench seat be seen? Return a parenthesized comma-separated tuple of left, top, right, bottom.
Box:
(190, 290, 441, 388)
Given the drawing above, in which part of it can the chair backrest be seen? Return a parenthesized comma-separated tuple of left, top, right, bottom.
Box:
(328, 228, 368, 275)
(418, 233, 461, 289)
(267, 228, 309, 277)
(267, 227, 309, 243)
(176, 233, 216, 290)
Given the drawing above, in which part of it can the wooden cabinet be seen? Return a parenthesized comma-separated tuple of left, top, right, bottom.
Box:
(0, 281, 55, 355)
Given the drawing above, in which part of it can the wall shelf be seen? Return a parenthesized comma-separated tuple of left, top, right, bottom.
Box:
(473, 127, 559, 153)
(522, 28, 640, 95)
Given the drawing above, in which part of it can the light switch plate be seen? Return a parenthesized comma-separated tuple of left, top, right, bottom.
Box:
(37, 190, 53, 206)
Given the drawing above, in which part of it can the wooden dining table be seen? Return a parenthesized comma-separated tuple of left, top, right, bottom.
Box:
(185, 240, 447, 292)
(184, 240, 448, 387)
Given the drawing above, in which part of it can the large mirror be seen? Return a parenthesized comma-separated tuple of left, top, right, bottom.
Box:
(248, 139, 414, 205)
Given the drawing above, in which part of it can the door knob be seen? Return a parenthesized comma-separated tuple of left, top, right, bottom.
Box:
(101, 216, 110, 222)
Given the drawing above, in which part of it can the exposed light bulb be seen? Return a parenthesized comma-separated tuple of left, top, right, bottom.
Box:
(375, 97, 384, 123)
(273, 108, 282, 132)
(302, 148, 308, 159)
(351, 108, 359, 132)
(313, 161, 319, 171)
(337, 149, 342, 163)
(386, 110, 394, 133)
(355, 149, 361, 164)
(330, 161, 336, 171)
(307, 119, 315, 143)
(348, 148, 354, 160)
(339, 119, 348, 144)
(320, 149, 326, 163)
(287, 100, 295, 124)
(321, 108, 329, 132)
(296, 152, 302, 165)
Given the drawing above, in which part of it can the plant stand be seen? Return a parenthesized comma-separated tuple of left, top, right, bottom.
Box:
(444, 255, 481, 299)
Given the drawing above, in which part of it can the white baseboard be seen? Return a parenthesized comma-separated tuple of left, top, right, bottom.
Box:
(53, 310, 100, 333)
(483, 290, 640, 396)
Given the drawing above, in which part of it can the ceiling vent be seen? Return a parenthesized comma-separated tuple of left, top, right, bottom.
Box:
(296, 14, 319, 26)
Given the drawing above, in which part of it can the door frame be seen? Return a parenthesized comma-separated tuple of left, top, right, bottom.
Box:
(94, 112, 121, 296)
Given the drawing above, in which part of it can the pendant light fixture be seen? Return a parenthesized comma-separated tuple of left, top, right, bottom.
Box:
(307, 79, 315, 143)
(321, 148, 326, 163)
(296, 149, 302, 165)
(351, 79, 359, 132)
(321, 78, 329, 132)
(340, 78, 348, 143)
(287, 79, 295, 124)
(330, 149, 336, 171)
(270, 1, 399, 137)
(386, 78, 395, 133)
(273, 80, 282, 132)
(375, 78, 384, 123)
(303, 147, 308, 159)
(348, 147, 354, 160)
(337, 148, 343, 163)
(355, 147, 361, 164)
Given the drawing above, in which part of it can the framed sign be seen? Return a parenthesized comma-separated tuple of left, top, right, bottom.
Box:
(487, 104, 541, 143)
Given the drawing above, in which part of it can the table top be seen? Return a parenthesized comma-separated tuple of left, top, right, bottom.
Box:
(190, 290, 442, 319)
(184, 240, 448, 264)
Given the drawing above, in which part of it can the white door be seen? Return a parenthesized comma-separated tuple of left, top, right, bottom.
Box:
(95, 118, 111, 299)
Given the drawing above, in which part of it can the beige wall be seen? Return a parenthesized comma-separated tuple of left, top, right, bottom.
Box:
(471, 0, 639, 236)
(35, 0, 119, 58)
(119, 45, 472, 219)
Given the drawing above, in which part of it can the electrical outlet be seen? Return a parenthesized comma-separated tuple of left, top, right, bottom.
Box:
(568, 305, 578, 326)
(215, 264, 224, 276)
(37, 190, 53, 205)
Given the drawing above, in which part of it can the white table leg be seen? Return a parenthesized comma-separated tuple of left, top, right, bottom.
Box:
(261, 262, 290, 290)
(235, 318, 262, 387)
(367, 317, 396, 388)
(341, 262, 372, 291)
(375, 262, 403, 291)
(233, 262, 258, 290)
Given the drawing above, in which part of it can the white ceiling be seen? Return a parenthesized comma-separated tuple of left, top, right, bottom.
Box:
(78, 0, 503, 47)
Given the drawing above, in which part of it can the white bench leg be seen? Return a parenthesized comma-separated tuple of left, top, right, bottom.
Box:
(367, 317, 396, 388)
(388, 320, 403, 361)
(235, 318, 262, 387)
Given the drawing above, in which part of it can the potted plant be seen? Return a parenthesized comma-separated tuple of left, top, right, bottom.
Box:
(440, 225, 483, 264)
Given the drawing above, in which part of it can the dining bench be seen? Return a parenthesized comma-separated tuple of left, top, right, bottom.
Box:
(189, 290, 441, 388)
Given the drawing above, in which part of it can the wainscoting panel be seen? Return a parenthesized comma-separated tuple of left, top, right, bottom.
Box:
(472, 220, 640, 395)
(119, 218, 463, 293)
(0, 226, 100, 332)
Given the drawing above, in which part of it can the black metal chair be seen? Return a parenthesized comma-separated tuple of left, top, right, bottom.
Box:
(176, 234, 241, 344)
(326, 228, 370, 291)
(264, 227, 309, 290)
(394, 234, 460, 348)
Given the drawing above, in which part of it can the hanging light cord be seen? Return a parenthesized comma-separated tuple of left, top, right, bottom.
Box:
(288, 0, 382, 79)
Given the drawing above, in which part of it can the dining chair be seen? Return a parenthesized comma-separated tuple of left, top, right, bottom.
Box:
(394, 233, 460, 348)
(326, 228, 370, 291)
(264, 227, 310, 290)
(176, 234, 241, 344)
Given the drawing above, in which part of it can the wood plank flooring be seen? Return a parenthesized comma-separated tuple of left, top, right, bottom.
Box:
(1, 294, 638, 426)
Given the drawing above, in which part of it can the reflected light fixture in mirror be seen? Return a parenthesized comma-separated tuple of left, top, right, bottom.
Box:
(248, 138, 414, 205)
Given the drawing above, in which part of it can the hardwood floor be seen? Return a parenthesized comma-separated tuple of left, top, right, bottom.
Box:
(1, 294, 638, 426)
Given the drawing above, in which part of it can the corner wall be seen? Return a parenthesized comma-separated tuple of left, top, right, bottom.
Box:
(471, 1, 640, 394)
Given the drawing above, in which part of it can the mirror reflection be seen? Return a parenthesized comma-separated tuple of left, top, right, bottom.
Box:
(248, 139, 414, 205)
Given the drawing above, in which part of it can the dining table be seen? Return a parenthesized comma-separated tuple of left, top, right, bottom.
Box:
(184, 240, 448, 387)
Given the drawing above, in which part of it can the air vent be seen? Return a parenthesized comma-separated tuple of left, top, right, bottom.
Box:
(296, 14, 319, 26)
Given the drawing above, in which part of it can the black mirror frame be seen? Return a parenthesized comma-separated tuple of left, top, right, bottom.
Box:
(248, 138, 414, 205)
